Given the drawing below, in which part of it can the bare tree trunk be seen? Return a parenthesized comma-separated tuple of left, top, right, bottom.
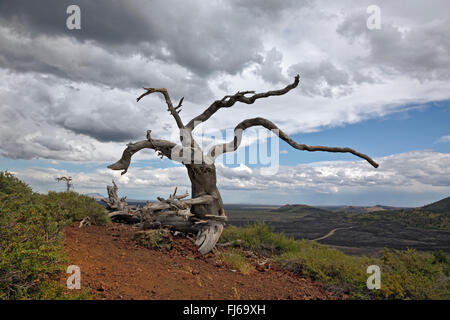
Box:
(185, 163, 225, 218)
(184, 163, 226, 254)
(56, 176, 73, 192)
(102, 180, 127, 211)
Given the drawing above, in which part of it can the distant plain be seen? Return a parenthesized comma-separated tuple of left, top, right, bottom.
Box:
(223, 200, 450, 256)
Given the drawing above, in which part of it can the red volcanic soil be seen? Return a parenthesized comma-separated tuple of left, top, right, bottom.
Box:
(62, 222, 335, 300)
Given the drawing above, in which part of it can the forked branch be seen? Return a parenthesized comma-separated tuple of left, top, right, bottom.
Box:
(207, 117, 379, 168)
(137, 88, 199, 151)
(137, 87, 185, 129)
(169, 187, 189, 200)
(55, 176, 73, 191)
(186, 75, 300, 130)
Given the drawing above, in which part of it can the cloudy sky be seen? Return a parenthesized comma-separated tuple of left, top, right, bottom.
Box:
(0, 0, 449, 206)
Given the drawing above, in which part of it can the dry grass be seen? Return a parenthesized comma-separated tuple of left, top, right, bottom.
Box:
(219, 248, 252, 275)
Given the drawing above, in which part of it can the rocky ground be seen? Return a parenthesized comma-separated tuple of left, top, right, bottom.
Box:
(62, 222, 335, 300)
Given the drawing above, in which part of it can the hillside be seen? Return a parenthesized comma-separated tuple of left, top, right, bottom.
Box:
(2, 187, 449, 299)
(62, 221, 450, 300)
(423, 197, 450, 213)
(317, 205, 401, 213)
(3, 171, 449, 300)
(226, 202, 450, 255)
(272, 204, 331, 214)
(62, 222, 334, 300)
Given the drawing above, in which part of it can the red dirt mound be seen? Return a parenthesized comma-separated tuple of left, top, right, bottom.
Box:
(62, 222, 335, 300)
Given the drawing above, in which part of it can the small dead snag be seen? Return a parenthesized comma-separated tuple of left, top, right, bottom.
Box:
(56, 176, 73, 192)
(101, 180, 139, 223)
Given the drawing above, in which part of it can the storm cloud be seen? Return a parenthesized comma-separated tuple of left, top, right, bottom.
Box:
(0, 0, 267, 77)
(1, 0, 450, 195)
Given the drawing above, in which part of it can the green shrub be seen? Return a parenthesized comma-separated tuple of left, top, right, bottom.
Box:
(46, 191, 109, 226)
(0, 191, 67, 299)
(29, 281, 91, 300)
(0, 171, 108, 299)
(277, 240, 372, 297)
(433, 250, 449, 265)
(0, 171, 32, 196)
(220, 221, 301, 254)
(379, 248, 450, 299)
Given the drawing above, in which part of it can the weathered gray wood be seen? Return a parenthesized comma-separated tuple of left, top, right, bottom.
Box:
(102, 180, 128, 211)
(153, 215, 199, 234)
(107, 75, 378, 254)
(207, 117, 379, 168)
(56, 176, 73, 192)
(195, 222, 224, 255)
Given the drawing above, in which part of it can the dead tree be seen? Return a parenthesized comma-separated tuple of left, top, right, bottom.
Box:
(102, 180, 128, 211)
(56, 176, 73, 192)
(100, 180, 141, 224)
(108, 75, 379, 254)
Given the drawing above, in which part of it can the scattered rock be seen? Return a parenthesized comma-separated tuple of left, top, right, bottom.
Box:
(256, 265, 266, 272)
(142, 220, 162, 230)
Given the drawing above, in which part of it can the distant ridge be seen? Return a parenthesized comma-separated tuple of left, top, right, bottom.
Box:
(272, 204, 331, 214)
(84, 192, 105, 200)
(422, 196, 450, 213)
(317, 205, 403, 213)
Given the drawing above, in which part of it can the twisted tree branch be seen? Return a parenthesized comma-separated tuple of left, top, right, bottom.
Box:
(207, 117, 379, 168)
(186, 75, 300, 131)
(137, 88, 201, 153)
(55, 176, 73, 191)
(107, 138, 179, 175)
(137, 87, 184, 129)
